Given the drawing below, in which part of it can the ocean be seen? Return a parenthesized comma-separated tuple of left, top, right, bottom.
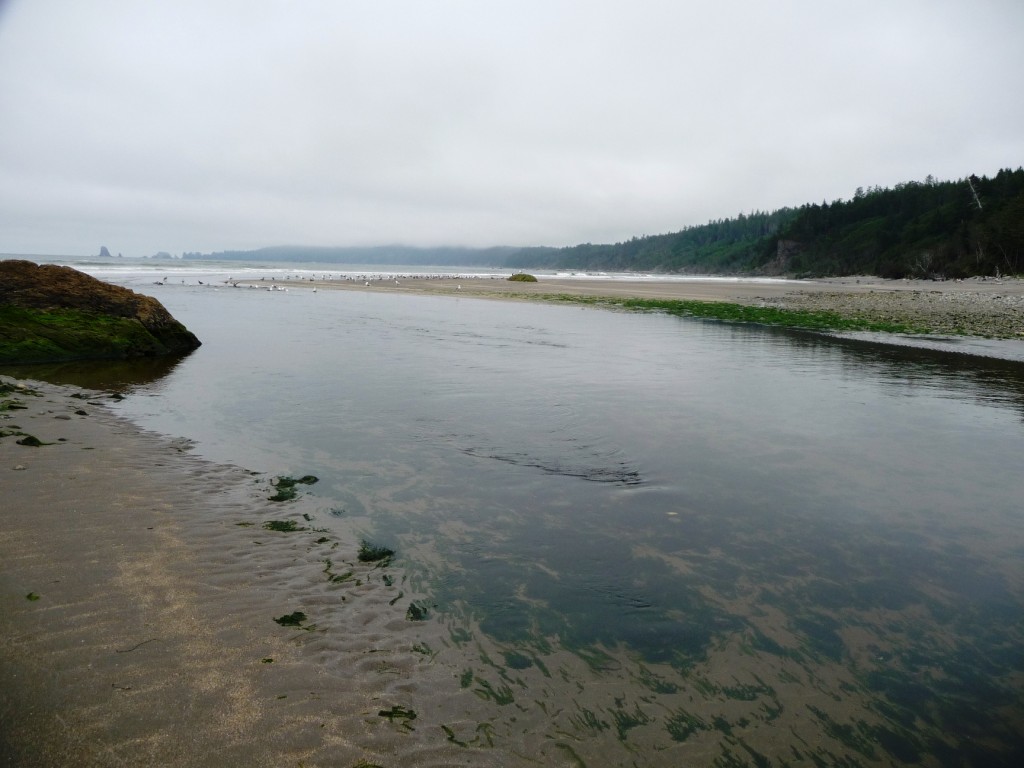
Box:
(17, 257, 1024, 765)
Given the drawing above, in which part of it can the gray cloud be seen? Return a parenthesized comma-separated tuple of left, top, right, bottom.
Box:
(1, 0, 1022, 257)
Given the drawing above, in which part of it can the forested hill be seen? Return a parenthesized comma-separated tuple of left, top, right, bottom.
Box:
(188, 168, 1024, 278)
(504, 168, 1024, 278)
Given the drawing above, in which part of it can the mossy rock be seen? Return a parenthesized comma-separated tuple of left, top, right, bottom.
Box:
(507, 273, 538, 282)
(0, 260, 201, 363)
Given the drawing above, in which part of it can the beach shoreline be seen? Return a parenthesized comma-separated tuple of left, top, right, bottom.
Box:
(247, 272, 1024, 341)
(3, 274, 1024, 765)
(0, 378, 493, 767)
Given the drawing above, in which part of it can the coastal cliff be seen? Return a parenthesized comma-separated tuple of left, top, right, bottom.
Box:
(0, 260, 201, 364)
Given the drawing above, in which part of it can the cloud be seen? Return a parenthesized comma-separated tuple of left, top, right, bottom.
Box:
(1, 0, 1022, 256)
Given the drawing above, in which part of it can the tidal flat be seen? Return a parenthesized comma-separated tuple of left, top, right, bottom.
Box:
(3, 269, 1023, 766)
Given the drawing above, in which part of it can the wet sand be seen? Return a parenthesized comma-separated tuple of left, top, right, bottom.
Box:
(0, 379, 500, 767)
(3, 274, 1023, 765)
(256, 273, 1024, 339)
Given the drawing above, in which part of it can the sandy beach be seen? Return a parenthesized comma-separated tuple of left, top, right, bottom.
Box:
(3, 275, 1024, 766)
(255, 273, 1024, 340)
(0, 379, 502, 768)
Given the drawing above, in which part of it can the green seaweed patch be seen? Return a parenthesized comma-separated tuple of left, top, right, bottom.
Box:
(609, 698, 651, 741)
(262, 519, 304, 532)
(459, 668, 474, 688)
(16, 434, 47, 447)
(261, 657, 274, 664)
(268, 474, 319, 502)
(575, 646, 620, 673)
(806, 705, 877, 758)
(0, 305, 195, 364)
(665, 707, 709, 742)
(268, 485, 297, 502)
(636, 664, 679, 694)
(358, 541, 395, 564)
(378, 705, 417, 728)
(473, 678, 515, 705)
(507, 272, 538, 282)
(406, 600, 429, 621)
(441, 722, 496, 749)
(721, 680, 776, 701)
(25, 592, 40, 601)
(441, 724, 468, 748)
(412, 642, 434, 658)
(273, 611, 311, 629)
(569, 706, 610, 734)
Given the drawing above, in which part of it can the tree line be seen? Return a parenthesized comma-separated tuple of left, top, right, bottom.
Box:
(188, 168, 1024, 278)
(505, 168, 1024, 278)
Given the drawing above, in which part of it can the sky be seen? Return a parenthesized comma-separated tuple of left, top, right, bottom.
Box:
(1, 0, 1022, 258)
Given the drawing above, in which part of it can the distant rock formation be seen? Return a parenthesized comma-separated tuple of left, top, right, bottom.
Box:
(0, 260, 202, 364)
(98, 246, 112, 258)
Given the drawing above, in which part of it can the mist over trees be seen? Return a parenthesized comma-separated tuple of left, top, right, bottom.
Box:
(189, 168, 1024, 278)
(503, 169, 1024, 278)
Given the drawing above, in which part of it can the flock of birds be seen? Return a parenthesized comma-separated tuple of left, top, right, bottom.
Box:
(153, 272, 486, 292)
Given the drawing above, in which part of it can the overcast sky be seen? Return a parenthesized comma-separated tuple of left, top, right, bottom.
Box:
(1, 0, 1022, 257)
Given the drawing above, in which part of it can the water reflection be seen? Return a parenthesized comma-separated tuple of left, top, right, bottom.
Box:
(0, 352, 190, 392)
(99, 289, 1024, 765)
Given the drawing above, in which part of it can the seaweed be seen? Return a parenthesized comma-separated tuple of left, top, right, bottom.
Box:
(406, 600, 429, 621)
(262, 519, 303, 532)
(25, 592, 40, 601)
(268, 474, 319, 502)
(441, 724, 468, 747)
(268, 485, 297, 502)
(378, 705, 417, 728)
(609, 698, 651, 741)
(569, 706, 610, 734)
(412, 642, 433, 656)
(358, 541, 395, 564)
(636, 664, 679, 694)
(273, 611, 308, 627)
(473, 678, 515, 705)
(665, 708, 708, 742)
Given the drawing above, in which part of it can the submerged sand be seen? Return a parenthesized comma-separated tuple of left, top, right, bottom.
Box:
(0, 379, 500, 767)
(3, 275, 1023, 766)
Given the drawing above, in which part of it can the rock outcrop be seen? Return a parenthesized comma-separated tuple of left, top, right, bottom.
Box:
(0, 260, 201, 364)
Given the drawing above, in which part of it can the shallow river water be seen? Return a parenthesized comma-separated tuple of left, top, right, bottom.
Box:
(21, 270, 1024, 766)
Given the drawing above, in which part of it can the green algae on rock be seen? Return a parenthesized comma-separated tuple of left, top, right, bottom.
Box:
(0, 260, 201, 364)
